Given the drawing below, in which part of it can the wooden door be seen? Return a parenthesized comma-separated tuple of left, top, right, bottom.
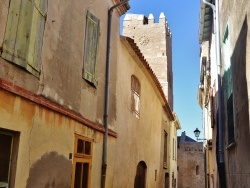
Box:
(134, 161, 147, 188)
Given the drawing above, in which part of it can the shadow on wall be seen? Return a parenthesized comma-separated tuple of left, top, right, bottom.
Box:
(231, 15, 249, 141)
(26, 151, 72, 188)
(226, 15, 250, 188)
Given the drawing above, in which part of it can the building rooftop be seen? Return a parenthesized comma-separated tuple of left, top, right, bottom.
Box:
(177, 131, 196, 143)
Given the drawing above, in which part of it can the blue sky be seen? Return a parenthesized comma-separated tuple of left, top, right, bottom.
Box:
(121, 0, 202, 139)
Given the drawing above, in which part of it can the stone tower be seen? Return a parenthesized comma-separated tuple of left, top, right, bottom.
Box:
(177, 132, 205, 188)
(123, 13, 173, 109)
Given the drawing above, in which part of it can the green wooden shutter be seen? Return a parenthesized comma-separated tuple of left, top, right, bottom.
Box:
(83, 11, 99, 87)
(27, 0, 47, 76)
(2, 0, 47, 77)
(223, 25, 232, 100)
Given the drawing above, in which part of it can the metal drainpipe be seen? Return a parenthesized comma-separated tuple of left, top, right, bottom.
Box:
(202, 0, 226, 187)
(102, 1, 129, 188)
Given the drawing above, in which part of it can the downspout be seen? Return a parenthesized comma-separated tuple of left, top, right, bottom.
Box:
(102, 1, 129, 188)
(202, 0, 226, 187)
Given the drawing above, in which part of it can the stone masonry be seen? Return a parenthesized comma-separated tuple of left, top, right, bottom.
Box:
(123, 13, 173, 109)
(177, 132, 205, 188)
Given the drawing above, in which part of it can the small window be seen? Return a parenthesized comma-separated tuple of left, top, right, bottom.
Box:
(163, 132, 168, 168)
(75, 137, 92, 157)
(196, 165, 199, 175)
(131, 75, 140, 118)
(227, 94, 235, 144)
(72, 135, 93, 188)
(82, 11, 100, 87)
(172, 138, 175, 160)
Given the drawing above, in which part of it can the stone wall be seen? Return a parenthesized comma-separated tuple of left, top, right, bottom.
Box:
(178, 141, 205, 188)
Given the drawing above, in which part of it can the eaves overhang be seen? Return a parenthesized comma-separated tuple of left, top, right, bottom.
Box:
(198, 84, 204, 108)
(199, 0, 214, 44)
(112, 0, 130, 16)
(173, 113, 181, 130)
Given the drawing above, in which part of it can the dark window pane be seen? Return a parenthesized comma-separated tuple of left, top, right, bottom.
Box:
(77, 139, 84, 154)
(82, 163, 89, 188)
(84, 141, 91, 155)
(74, 162, 82, 188)
(164, 134, 167, 163)
(227, 94, 235, 144)
(0, 134, 12, 182)
(196, 165, 199, 175)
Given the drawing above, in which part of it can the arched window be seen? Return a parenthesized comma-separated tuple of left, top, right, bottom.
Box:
(134, 161, 147, 188)
(131, 75, 140, 118)
(196, 165, 199, 175)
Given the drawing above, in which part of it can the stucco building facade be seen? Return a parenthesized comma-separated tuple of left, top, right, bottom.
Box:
(0, 0, 129, 187)
(113, 36, 180, 188)
(198, 0, 250, 187)
(0, 0, 180, 188)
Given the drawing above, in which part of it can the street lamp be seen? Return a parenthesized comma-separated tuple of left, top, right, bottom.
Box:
(194, 128, 206, 141)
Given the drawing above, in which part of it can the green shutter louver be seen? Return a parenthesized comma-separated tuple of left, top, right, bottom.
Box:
(2, 0, 47, 77)
(83, 11, 99, 87)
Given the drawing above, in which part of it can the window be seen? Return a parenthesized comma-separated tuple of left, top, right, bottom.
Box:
(0, 129, 20, 188)
(172, 138, 175, 160)
(223, 24, 235, 144)
(172, 138, 176, 160)
(165, 173, 169, 188)
(82, 11, 100, 87)
(72, 135, 92, 188)
(171, 172, 175, 188)
(131, 75, 140, 118)
(1, 0, 47, 77)
(196, 165, 199, 175)
(163, 132, 168, 168)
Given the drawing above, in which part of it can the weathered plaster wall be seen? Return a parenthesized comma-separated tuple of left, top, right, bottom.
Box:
(219, 1, 250, 187)
(113, 38, 167, 188)
(178, 142, 205, 188)
(0, 0, 121, 128)
(40, 0, 119, 126)
(169, 121, 178, 188)
(0, 0, 122, 186)
(158, 113, 172, 188)
(0, 88, 111, 187)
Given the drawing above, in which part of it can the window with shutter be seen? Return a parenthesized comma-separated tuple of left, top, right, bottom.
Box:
(131, 75, 140, 118)
(83, 11, 99, 87)
(1, 0, 47, 77)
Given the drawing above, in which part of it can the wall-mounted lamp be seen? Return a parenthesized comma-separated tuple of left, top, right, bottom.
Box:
(194, 128, 207, 141)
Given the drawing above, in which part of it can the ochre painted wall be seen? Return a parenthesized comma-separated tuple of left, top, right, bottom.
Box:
(0, 88, 112, 187)
(113, 38, 172, 188)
